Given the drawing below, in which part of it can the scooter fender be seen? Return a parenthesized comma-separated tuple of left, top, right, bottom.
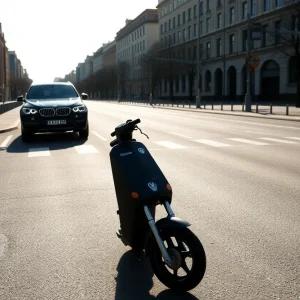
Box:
(145, 216, 191, 256)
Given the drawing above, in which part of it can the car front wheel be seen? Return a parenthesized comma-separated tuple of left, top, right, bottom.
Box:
(21, 124, 33, 143)
(79, 122, 89, 140)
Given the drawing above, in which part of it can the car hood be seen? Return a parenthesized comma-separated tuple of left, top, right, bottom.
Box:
(24, 98, 83, 108)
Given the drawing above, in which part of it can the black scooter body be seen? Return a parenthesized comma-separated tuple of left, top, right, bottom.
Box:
(110, 140, 172, 249)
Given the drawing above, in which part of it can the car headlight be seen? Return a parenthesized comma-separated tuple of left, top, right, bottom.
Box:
(22, 108, 38, 115)
(72, 105, 87, 113)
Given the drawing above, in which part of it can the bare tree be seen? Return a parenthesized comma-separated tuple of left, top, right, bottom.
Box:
(117, 61, 131, 99)
(269, 0, 300, 107)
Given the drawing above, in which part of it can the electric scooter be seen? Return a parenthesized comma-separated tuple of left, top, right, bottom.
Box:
(109, 118, 206, 292)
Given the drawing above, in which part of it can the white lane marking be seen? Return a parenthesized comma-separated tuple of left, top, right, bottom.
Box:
(153, 141, 187, 149)
(168, 132, 194, 139)
(92, 131, 107, 141)
(28, 147, 51, 157)
(259, 137, 299, 144)
(75, 145, 100, 154)
(227, 138, 270, 146)
(0, 234, 8, 258)
(193, 139, 231, 147)
(287, 137, 300, 141)
(0, 135, 13, 148)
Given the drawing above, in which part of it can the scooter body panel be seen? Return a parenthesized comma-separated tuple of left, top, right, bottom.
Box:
(110, 140, 172, 248)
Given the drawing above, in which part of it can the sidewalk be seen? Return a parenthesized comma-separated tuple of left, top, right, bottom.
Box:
(0, 107, 21, 133)
(105, 100, 300, 122)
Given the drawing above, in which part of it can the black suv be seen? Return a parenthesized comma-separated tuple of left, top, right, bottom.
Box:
(17, 82, 89, 142)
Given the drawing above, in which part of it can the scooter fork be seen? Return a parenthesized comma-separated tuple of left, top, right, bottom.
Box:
(144, 204, 174, 267)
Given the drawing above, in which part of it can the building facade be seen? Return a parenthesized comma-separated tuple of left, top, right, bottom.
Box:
(116, 9, 159, 98)
(157, 0, 298, 103)
(0, 23, 10, 102)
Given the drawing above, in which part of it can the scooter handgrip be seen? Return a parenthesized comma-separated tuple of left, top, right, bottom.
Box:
(110, 139, 118, 147)
(130, 119, 141, 126)
(111, 131, 116, 137)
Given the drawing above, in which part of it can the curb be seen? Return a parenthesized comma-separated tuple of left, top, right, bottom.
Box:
(0, 120, 20, 134)
(108, 102, 300, 122)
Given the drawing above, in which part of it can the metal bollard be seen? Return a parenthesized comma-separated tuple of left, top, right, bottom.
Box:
(189, 103, 191, 108)
(221, 103, 223, 111)
(286, 104, 289, 115)
(183, 103, 184, 108)
(172, 103, 173, 107)
(212, 103, 214, 110)
(242, 104, 244, 112)
(204, 102, 206, 109)
(231, 103, 233, 111)
(270, 104, 273, 114)
(177, 103, 179, 107)
(256, 103, 258, 113)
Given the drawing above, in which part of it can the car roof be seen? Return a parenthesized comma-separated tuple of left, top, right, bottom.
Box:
(30, 82, 74, 87)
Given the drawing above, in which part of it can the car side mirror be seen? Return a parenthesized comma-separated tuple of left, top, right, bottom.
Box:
(17, 95, 24, 102)
(81, 93, 88, 100)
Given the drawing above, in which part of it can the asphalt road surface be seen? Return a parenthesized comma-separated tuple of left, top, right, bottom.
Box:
(0, 101, 299, 300)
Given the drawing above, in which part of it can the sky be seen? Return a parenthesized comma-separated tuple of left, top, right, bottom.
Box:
(0, 0, 158, 82)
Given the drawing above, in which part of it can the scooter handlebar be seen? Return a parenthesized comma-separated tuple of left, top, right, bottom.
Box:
(110, 118, 140, 137)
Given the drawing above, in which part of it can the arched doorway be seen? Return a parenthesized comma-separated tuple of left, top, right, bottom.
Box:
(227, 66, 237, 101)
(214, 68, 223, 99)
(261, 60, 280, 102)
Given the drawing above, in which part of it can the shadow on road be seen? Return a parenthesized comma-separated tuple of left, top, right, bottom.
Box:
(6, 132, 86, 153)
(114, 250, 199, 300)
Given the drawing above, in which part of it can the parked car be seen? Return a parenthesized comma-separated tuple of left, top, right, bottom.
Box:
(17, 82, 89, 142)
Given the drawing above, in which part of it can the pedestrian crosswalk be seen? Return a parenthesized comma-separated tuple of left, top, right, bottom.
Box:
(0, 133, 300, 158)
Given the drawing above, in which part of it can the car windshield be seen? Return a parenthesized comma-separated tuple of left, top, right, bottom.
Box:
(26, 85, 79, 100)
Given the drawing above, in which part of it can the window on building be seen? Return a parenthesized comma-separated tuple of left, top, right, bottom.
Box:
(182, 75, 186, 92)
(194, 5, 197, 18)
(289, 56, 297, 83)
(242, 2, 248, 19)
(178, 14, 181, 26)
(275, 0, 282, 7)
(242, 30, 247, 51)
(143, 26, 145, 35)
(188, 26, 192, 39)
(206, 0, 210, 11)
(160, 38, 163, 47)
(261, 25, 268, 47)
(200, 1, 203, 15)
(193, 46, 197, 60)
(251, 0, 256, 15)
(164, 22, 167, 32)
(175, 76, 179, 92)
(173, 17, 176, 28)
(206, 41, 211, 58)
(264, 0, 270, 12)
(274, 20, 281, 44)
(183, 11, 186, 23)
(188, 8, 191, 20)
(173, 33, 176, 44)
(164, 80, 168, 93)
(169, 35, 172, 46)
(230, 7, 235, 24)
(194, 23, 197, 37)
(188, 47, 192, 60)
(217, 13, 222, 29)
(200, 20, 203, 35)
(217, 38, 221, 56)
(183, 29, 186, 41)
(169, 19, 171, 30)
(143, 40, 145, 50)
(161, 24, 163, 34)
(229, 34, 235, 53)
(178, 30, 181, 42)
(206, 17, 210, 33)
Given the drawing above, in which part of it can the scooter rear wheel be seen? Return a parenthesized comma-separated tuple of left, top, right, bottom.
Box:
(148, 227, 206, 292)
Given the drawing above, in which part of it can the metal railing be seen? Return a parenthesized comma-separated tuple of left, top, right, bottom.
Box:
(0, 101, 22, 115)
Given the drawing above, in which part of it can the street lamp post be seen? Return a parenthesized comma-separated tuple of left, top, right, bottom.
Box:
(245, 0, 252, 112)
(196, 0, 202, 108)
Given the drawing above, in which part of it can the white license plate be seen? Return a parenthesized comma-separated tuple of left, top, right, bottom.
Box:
(47, 120, 67, 125)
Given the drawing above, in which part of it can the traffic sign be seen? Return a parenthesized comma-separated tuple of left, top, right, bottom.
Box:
(245, 55, 260, 71)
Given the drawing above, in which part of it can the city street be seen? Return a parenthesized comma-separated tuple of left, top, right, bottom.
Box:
(0, 101, 299, 299)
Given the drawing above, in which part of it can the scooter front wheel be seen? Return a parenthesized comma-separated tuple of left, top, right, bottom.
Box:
(148, 227, 206, 292)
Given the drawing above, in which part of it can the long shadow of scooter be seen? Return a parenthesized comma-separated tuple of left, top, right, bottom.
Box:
(114, 250, 199, 300)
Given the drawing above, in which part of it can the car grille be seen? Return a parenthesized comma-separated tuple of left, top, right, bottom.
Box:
(39, 108, 55, 117)
(56, 107, 71, 116)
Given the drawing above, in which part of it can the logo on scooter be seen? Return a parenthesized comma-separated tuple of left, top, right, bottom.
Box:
(120, 152, 132, 157)
(148, 182, 158, 192)
(138, 148, 145, 154)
